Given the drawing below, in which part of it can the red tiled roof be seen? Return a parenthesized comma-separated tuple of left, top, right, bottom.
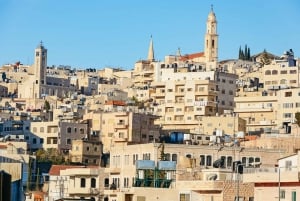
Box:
(49, 165, 84, 176)
(0, 145, 7, 149)
(179, 52, 204, 61)
(48, 165, 99, 175)
(105, 100, 126, 106)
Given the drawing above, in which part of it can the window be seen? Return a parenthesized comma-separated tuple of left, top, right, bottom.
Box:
(180, 193, 190, 201)
(80, 178, 86, 187)
(272, 70, 278, 74)
(104, 178, 109, 188)
(33, 127, 37, 132)
(292, 191, 296, 201)
(280, 190, 285, 199)
(67, 127, 71, 133)
(281, 70, 287, 74)
(165, 153, 170, 161)
(87, 146, 90, 151)
(265, 70, 271, 75)
(124, 177, 129, 188)
(40, 138, 44, 144)
(280, 79, 287, 84)
(285, 92, 292, 97)
(200, 155, 205, 166)
(290, 70, 297, 74)
(66, 139, 71, 144)
(283, 103, 293, 108)
(80, 128, 84, 134)
(206, 155, 212, 166)
(172, 154, 177, 162)
(33, 138, 37, 144)
(133, 154, 138, 165)
(91, 178, 96, 188)
(40, 127, 44, 133)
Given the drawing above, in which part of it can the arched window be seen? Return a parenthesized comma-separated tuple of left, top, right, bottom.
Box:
(80, 178, 86, 187)
(80, 128, 84, 134)
(265, 70, 271, 75)
(40, 127, 44, 133)
(200, 155, 205, 166)
(272, 70, 278, 75)
(104, 178, 109, 188)
(206, 155, 212, 166)
(91, 178, 96, 188)
(280, 79, 287, 84)
(67, 127, 71, 133)
(186, 154, 192, 158)
(227, 156, 233, 168)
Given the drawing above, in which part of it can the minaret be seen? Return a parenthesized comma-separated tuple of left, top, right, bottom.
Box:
(34, 41, 47, 98)
(147, 36, 155, 61)
(204, 5, 218, 62)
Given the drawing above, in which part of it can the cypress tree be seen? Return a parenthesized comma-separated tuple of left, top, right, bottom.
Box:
(247, 47, 251, 60)
(244, 45, 248, 60)
(238, 46, 242, 59)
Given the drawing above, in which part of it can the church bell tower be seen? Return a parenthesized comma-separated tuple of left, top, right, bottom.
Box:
(204, 6, 218, 62)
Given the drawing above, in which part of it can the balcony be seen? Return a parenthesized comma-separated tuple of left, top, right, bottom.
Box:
(68, 188, 99, 195)
(114, 123, 128, 129)
(234, 107, 273, 113)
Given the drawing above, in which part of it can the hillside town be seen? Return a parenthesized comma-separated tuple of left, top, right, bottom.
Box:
(1, 7, 300, 201)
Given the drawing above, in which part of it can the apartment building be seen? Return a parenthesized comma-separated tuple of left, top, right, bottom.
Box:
(30, 120, 59, 150)
(58, 121, 89, 152)
(243, 151, 300, 201)
(47, 165, 106, 201)
(103, 142, 287, 201)
(83, 111, 160, 153)
(69, 140, 102, 165)
(151, 66, 237, 133)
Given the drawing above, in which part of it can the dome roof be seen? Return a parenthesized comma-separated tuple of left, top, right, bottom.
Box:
(207, 10, 216, 22)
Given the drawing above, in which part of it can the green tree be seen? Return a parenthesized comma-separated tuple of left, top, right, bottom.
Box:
(244, 44, 248, 60)
(238, 46, 242, 59)
(44, 100, 51, 112)
(247, 47, 251, 60)
(295, 112, 300, 127)
(1, 72, 6, 82)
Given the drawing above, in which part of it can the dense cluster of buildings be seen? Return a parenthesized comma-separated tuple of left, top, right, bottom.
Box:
(1, 7, 300, 201)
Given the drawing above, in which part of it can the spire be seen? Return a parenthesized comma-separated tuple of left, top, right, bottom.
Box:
(176, 47, 181, 57)
(147, 35, 155, 61)
(207, 4, 216, 22)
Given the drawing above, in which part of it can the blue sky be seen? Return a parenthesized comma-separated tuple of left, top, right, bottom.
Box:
(0, 0, 299, 70)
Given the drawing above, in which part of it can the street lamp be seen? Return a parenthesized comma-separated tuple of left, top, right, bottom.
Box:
(235, 163, 244, 201)
(277, 166, 297, 201)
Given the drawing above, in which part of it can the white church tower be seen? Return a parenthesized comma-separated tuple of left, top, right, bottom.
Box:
(33, 41, 47, 98)
(204, 5, 218, 62)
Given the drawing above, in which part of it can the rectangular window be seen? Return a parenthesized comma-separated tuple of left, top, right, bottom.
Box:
(285, 92, 292, 97)
(280, 190, 285, 199)
(292, 191, 296, 201)
(180, 193, 190, 201)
